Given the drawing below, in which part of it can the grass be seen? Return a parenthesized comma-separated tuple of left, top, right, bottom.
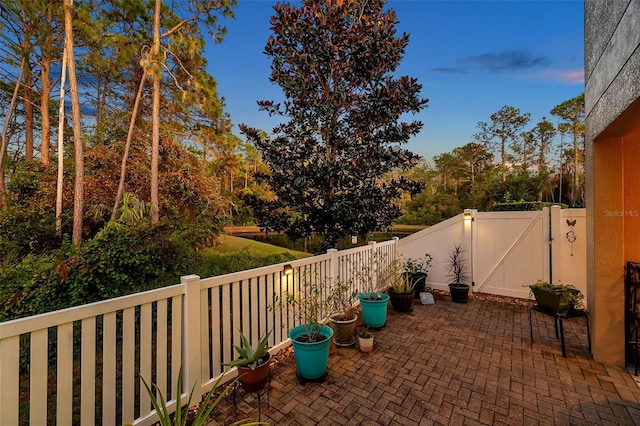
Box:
(209, 235, 310, 258)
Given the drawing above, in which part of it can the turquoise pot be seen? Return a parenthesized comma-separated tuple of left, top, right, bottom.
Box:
(288, 324, 334, 379)
(357, 293, 390, 328)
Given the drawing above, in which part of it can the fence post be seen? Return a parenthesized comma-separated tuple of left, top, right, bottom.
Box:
(463, 209, 475, 292)
(550, 205, 562, 283)
(368, 241, 378, 291)
(328, 248, 338, 280)
(181, 275, 202, 406)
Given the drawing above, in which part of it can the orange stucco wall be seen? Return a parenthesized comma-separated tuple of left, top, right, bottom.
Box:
(623, 124, 640, 260)
(592, 118, 640, 366)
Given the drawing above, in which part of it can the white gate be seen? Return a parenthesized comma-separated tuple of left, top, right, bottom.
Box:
(397, 206, 587, 301)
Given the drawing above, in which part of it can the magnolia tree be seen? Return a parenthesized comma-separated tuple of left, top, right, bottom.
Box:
(240, 0, 428, 249)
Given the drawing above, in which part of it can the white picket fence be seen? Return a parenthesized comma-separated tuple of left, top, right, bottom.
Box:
(0, 240, 396, 426)
(0, 206, 587, 425)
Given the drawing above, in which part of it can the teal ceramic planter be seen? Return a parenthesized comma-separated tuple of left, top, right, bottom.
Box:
(357, 293, 390, 328)
(288, 324, 333, 379)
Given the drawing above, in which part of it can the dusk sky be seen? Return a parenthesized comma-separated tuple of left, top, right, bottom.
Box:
(205, 0, 584, 163)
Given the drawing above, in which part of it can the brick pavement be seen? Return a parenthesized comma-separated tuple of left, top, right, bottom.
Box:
(208, 292, 640, 425)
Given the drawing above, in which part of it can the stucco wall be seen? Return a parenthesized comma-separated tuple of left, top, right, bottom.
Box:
(585, 0, 640, 366)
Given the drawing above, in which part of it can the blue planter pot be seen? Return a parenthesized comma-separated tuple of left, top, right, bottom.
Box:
(288, 324, 334, 379)
(357, 293, 390, 328)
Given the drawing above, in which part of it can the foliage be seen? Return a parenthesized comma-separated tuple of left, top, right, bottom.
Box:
(474, 105, 531, 182)
(135, 366, 262, 426)
(492, 201, 568, 211)
(445, 245, 469, 284)
(196, 251, 296, 278)
(528, 279, 584, 311)
(390, 272, 415, 294)
(403, 253, 433, 275)
(241, 0, 427, 249)
(358, 326, 373, 339)
(223, 331, 271, 370)
(327, 277, 358, 320)
(274, 266, 333, 340)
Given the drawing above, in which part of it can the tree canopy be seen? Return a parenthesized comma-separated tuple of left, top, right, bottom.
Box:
(241, 0, 428, 248)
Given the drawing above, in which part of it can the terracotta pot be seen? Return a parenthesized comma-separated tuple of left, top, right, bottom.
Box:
(237, 353, 271, 393)
(329, 313, 358, 346)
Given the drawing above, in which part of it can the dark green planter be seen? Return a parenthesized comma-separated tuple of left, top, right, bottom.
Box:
(407, 272, 427, 298)
(449, 283, 470, 303)
(531, 287, 572, 314)
(388, 288, 414, 312)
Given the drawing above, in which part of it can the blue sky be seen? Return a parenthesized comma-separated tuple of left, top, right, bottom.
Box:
(204, 0, 584, 162)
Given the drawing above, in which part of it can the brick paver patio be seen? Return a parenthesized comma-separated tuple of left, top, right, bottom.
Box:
(208, 292, 640, 425)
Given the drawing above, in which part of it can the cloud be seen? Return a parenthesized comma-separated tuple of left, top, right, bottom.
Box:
(530, 69, 585, 85)
(431, 50, 551, 74)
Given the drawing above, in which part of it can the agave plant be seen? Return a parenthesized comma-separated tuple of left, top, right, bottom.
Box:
(224, 330, 271, 370)
(135, 366, 264, 426)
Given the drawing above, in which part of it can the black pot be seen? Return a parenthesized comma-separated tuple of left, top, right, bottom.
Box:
(388, 287, 414, 312)
(408, 272, 428, 298)
(449, 283, 470, 303)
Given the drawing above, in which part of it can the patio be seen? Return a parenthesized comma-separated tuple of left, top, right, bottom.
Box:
(209, 292, 640, 425)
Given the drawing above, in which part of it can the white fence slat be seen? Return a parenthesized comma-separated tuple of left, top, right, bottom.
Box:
(57, 322, 73, 426)
(171, 296, 182, 400)
(232, 281, 241, 353)
(199, 288, 209, 381)
(0, 335, 19, 426)
(211, 288, 221, 378)
(140, 303, 152, 417)
(250, 278, 259, 347)
(241, 280, 251, 346)
(30, 328, 48, 425)
(122, 307, 135, 424)
(156, 299, 168, 398)
(273, 273, 283, 346)
(81, 317, 96, 425)
(221, 285, 232, 365)
(102, 312, 116, 426)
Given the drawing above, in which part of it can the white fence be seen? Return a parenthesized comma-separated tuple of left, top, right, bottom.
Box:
(398, 206, 587, 300)
(0, 240, 397, 426)
(0, 206, 587, 425)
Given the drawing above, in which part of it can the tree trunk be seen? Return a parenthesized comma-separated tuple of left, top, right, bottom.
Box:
(40, 7, 54, 166)
(64, 0, 85, 246)
(0, 57, 26, 209)
(24, 63, 34, 162)
(150, 0, 161, 224)
(56, 46, 68, 236)
(111, 71, 147, 221)
(40, 56, 52, 165)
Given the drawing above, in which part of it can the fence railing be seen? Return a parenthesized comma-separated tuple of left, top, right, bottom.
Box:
(0, 239, 397, 426)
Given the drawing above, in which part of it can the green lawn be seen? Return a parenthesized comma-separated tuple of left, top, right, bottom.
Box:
(211, 234, 311, 258)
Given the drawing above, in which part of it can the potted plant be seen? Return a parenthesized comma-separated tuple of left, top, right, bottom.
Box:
(387, 260, 416, 312)
(357, 326, 374, 353)
(279, 268, 334, 380)
(135, 366, 263, 426)
(529, 280, 584, 315)
(403, 253, 433, 298)
(327, 277, 359, 346)
(445, 245, 470, 303)
(356, 252, 391, 328)
(223, 330, 271, 393)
